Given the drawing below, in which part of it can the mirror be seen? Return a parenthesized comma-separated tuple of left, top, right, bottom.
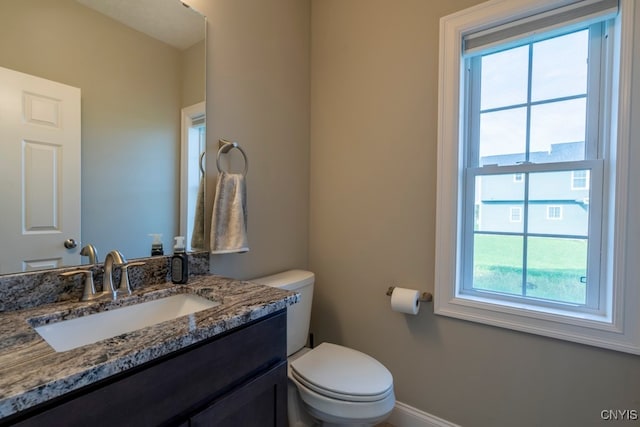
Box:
(0, 0, 206, 275)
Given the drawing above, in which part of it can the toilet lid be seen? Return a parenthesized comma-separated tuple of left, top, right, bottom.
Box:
(290, 343, 393, 402)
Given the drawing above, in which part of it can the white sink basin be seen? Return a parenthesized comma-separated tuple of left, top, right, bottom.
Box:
(34, 294, 220, 352)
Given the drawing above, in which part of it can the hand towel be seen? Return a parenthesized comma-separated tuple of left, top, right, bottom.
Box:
(210, 172, 249, 254)
(190, 175, 205, 250)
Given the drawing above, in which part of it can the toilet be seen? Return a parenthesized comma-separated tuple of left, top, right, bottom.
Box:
(252, 270, 395, 427)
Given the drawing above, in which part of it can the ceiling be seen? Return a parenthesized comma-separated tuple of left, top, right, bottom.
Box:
(76, 0, 205, 50)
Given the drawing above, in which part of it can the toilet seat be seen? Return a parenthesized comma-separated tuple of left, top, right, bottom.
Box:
(290, 343, 394, 402)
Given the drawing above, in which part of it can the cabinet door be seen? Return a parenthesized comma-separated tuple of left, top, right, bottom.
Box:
(190, 361, 287, 427)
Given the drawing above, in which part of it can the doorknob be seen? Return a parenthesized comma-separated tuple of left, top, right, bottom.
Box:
(64, 238, 78, 249)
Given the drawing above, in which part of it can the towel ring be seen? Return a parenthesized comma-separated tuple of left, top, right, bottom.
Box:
(216, 139, 248, 176)
(199, 152, 206, 176)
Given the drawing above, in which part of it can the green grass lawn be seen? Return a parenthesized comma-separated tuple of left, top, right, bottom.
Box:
(472, 234, 588, 304)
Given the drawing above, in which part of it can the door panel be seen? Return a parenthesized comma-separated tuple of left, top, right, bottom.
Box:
(0, 66, 81, 273)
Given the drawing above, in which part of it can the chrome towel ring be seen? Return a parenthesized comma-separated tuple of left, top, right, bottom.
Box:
(199, 151, 206, 176)
(216, 139, 248, 176)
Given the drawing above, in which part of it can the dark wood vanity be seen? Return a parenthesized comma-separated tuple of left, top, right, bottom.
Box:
(3, 310, 287, 427)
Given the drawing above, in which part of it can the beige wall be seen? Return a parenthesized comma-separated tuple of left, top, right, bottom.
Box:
(0, 0, 204, 261)
(186, 0, 311, 279)
(309, 1, 640, 426)
(182, 40, 206, 108)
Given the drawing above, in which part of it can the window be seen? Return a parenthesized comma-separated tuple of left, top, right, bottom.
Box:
(510, 207, 522, 222)
(466, 24, 600, 308)
(546, 206, 563, 220)
(571, 170, 590, 189)
(435, 0, 640, 354)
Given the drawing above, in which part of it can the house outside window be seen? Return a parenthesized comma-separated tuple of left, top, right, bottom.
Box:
(435, 0, 639, 354)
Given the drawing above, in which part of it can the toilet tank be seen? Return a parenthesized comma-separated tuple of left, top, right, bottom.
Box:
(251, 270, 314, 356)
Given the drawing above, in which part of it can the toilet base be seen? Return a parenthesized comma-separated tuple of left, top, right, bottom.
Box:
(287, 377, 393, 427)
(303, 401, 391, 426)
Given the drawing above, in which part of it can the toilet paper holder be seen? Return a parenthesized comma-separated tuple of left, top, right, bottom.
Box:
(386, 286, 433, 302)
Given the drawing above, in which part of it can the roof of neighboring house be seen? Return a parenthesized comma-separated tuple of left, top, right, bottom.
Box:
(481, 141, 584, 166)
(479, 141, 589, 204)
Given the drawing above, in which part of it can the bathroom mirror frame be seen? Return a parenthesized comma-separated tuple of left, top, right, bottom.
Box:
(0, 0, 206, 275)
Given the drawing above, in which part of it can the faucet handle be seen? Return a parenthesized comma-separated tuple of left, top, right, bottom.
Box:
(60, 270, 99, 302)
(115, 261, 146, 297)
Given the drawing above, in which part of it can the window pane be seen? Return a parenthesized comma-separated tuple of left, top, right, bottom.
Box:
(473, 234, 523, 296)
(479, 107, 526, 165)
(525, 236, 588, 304)
(475, 175, 524, 233)
(529, 99, 586, 161)
(481, 45, 529, 110)
(532, 30, 589, 102)
(528, 171, 589, 236)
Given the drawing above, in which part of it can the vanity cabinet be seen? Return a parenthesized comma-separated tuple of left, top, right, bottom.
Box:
(5, 310, 287, 427)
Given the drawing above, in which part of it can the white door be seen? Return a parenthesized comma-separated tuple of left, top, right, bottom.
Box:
(0, 66, 81, 274)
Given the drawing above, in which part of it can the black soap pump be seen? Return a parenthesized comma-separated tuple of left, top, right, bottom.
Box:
(149, 234, 164, 256)
(171, 236, 188, 284)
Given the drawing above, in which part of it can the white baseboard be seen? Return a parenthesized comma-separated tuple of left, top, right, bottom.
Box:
(387, 401, 460, 427)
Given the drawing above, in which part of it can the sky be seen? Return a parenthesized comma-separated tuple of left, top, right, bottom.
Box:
(477, 29, 589, 160)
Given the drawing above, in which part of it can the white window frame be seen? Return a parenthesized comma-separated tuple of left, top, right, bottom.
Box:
(435, 0, 639, 354)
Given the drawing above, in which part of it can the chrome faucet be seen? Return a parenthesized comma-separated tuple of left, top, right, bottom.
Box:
(59, 250, 146, 302)
(102, 250, 127, 299)
(80, 244, 99, 264)
(102, 250, 146, 299)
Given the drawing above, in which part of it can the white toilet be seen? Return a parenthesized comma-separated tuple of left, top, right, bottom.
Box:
(252, 270, 395, 427)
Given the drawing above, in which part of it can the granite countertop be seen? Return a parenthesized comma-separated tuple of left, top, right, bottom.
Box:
(0, 274, 298, 419)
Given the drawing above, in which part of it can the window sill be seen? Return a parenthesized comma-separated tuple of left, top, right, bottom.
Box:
(449, 292, 614, 329)
(434, 293, 640, 354)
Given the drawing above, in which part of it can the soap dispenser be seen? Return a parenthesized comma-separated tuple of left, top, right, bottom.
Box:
(149, 234, 164, 256)
(171, 236, 188, 284)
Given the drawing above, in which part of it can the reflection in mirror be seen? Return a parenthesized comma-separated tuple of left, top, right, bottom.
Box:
(181, 101, 206, 252)
(0, 0, 206, 275)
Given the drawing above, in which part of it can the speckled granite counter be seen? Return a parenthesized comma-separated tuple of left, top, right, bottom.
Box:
(0, 274, 298, 419)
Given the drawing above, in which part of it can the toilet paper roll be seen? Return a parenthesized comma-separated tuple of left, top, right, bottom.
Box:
(390, 287, 420, 315)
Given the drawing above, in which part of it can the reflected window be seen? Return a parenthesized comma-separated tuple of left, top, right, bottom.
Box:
(181, 102, 206, 252)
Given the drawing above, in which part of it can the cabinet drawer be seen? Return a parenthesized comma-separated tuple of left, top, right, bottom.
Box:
(190, 361, 287, 427)
(10, 310, 286, 427)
